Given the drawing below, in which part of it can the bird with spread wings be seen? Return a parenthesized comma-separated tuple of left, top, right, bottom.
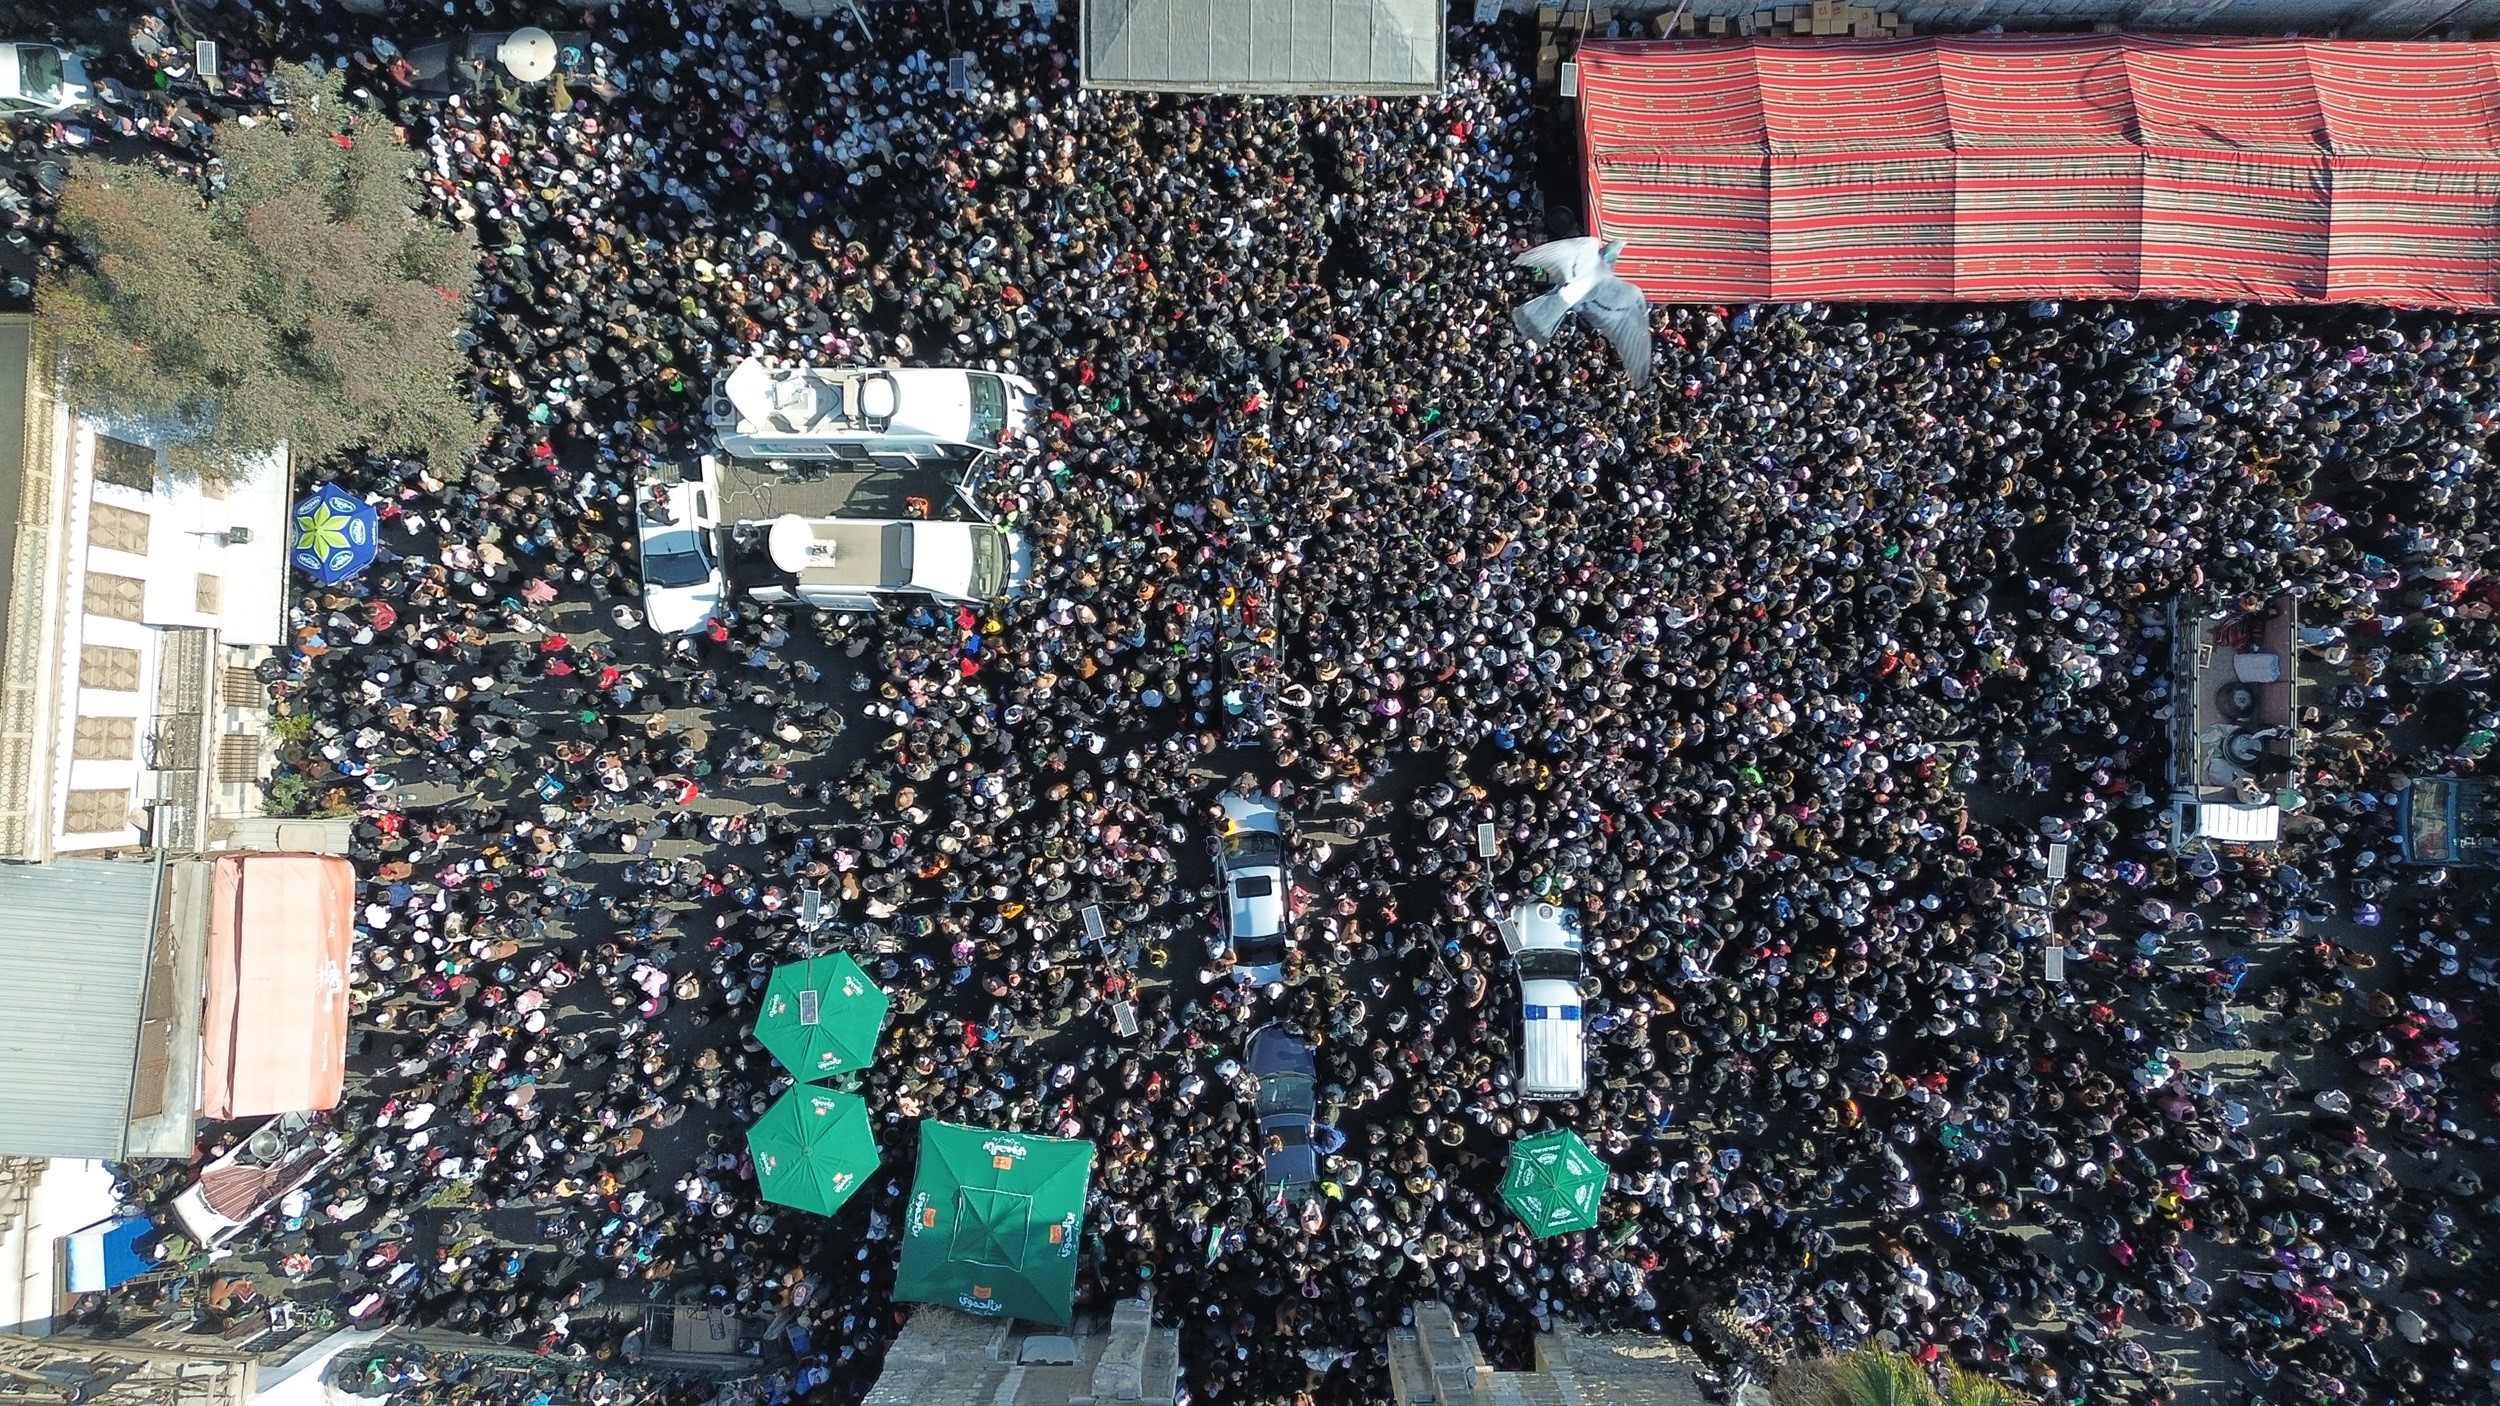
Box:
(1511, 237, 1653, 388)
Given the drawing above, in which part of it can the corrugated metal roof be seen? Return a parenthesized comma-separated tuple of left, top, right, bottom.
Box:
(0, 858, 164, 1159)
(1081, 0, 1444, 95)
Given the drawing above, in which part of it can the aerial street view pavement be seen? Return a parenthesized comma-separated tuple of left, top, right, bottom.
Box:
(0, 2, 2496, 1406)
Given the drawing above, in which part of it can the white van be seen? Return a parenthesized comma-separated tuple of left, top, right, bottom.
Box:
(1508, 902, 1587, 1100)
(740, 513, 1028, 614)
(708, 358, 1038, 464)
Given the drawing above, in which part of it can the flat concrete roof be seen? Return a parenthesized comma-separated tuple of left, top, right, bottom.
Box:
(1082, 0, 1445, 93)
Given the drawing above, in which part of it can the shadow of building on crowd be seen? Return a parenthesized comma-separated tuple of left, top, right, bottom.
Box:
(859, 1294, 1178, 1406)
(852, 1294, 1710, 1406)
(1386, 1302, 1711, 1406)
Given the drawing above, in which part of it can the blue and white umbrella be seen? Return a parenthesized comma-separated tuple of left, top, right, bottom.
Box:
(290, 483, 378, 584)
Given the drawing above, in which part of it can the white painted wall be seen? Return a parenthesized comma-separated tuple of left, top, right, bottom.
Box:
(44, 421, 289, 857)
(0, 1159, 120, 1337)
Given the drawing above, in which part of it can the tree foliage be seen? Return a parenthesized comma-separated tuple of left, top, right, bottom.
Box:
(37, 63, 482, 481)
(1773, 1347, 2035, 1406)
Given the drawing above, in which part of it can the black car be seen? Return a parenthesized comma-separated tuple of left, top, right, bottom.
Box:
(1245, 1022, 1318, 1197)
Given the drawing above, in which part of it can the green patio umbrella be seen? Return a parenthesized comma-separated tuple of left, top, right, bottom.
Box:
(754, 953, 889, 1081)
(894, 1121, 1096, 1327)
(746, 1087, 880, 1217)
(1501, 1128, 1607, 1238)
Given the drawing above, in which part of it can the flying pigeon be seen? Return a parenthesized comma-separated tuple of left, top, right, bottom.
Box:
(1512, 237, 1653, 387)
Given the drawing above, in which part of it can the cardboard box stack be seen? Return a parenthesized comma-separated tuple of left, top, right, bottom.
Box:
(1535, 0, 1914, 84)
(1738, 3, 1910, 36)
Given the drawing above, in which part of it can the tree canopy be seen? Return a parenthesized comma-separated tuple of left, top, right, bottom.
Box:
(38, 64, 482, 482)
(1774, 1347, 2035, 1406)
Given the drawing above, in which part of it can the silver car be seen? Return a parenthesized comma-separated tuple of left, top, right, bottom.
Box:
(1214, 791, 1289, 985)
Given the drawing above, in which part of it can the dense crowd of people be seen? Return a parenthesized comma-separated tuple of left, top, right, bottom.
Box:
(18, 1, 2500, 1404)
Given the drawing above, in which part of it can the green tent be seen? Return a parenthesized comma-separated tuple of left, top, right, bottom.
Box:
(755, 953, 889, 1081)
(894, 1122, 1096, 1327)
(746, 1087, 881, 1217)
(1501, 1128, 1607, 1238)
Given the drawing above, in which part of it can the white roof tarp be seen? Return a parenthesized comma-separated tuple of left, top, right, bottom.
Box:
(1081, 0, 1445, 95)
(2197, 802, 2282, 845)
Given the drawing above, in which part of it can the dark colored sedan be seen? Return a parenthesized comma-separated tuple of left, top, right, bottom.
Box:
(1245, 1022, 1319, 1198)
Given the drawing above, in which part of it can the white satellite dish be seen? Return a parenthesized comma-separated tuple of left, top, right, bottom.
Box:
(498, 27, 558, 83)
(768, 514, 825, 574)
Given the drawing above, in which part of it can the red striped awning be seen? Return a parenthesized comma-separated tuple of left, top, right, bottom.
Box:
(1578, 35, 2500, 310)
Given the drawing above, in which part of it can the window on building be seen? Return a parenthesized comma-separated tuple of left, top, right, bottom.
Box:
(194, 575, 221, 615)
(221, 667, 263, 708)
(92, 436, 159, 493)
(216, 733, 260, 784)
(80, 645, 143, 693)
(73, 715, 136, 760)
(84, 572, 146, 622)
(89, 503, 151, 556)
(63, 788, 131, 834)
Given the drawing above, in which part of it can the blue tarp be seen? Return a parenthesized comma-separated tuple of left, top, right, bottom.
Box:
(66, 1216, 152, 1292)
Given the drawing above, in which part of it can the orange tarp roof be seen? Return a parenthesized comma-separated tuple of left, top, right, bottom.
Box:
(199, 854, 353, 1121)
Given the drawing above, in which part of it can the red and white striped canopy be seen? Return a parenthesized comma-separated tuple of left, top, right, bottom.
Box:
(1577, 35, 2500, 310)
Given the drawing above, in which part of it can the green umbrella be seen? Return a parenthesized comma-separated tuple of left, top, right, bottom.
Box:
(1501, 1128, 1607, 1238)
(754, 953, 889, 1081)
(895, 1122, 1095, 1327)
(746, 1087, 880, 1217)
